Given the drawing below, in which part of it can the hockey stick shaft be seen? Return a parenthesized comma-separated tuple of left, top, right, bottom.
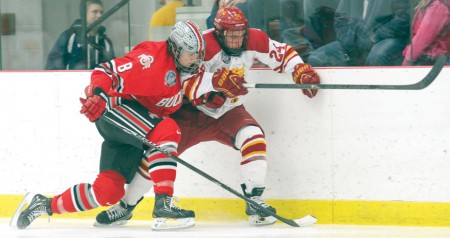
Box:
(244, 55, 447, 90)
(101, 116, 301, 227)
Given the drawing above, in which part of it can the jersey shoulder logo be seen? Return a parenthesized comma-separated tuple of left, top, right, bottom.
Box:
(165, 70, 177, 87)
(138, 54, 154, 69)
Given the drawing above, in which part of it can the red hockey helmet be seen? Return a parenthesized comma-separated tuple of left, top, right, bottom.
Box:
(214, 7, 249, 56)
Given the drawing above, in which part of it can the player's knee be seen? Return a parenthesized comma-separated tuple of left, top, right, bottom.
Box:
(147, 118, 181, 145)
(235, 125, 265, 149)
(92, 170, 126, 206)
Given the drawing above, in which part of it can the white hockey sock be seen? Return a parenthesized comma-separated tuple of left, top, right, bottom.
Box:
(123, 172, 153, 206)
(235, 126, 268, 193)
(240, 160, 267, 194)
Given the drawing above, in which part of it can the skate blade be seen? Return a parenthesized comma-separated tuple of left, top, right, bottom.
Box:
(248, 215, 277, 226)
(294, 215, 317, 227)
(9, 192, 33, 228)
(151, 217, 195, 231)
(93, 219, 129, 227)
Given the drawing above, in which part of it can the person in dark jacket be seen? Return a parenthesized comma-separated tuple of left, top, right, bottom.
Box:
(307, 0, 411, 66)
(45, 0, 114, 70)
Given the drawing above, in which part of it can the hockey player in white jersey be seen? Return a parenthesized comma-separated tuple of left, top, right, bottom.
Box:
(94, 6, 321, 227)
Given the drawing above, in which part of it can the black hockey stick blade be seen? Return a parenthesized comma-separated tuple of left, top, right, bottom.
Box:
(244, 54, 447, 90)
(102, 116, 316, 227)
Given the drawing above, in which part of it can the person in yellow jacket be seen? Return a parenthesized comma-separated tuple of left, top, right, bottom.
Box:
(149, 0, 185, 40)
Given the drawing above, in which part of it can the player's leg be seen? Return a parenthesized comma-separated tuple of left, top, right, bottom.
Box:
(94, 158, 151, 226)
(14, 121, 144, 229)
(106, 104, 194, 229)
(97, 99, 194, 229)
(144, 117, 195, 230)
(16, 168, 127, 229)
(235, 126, 276, 225)
(14, 119, 147, 229)
(218, 105, 277, 225)
(93, 103, 203, 228)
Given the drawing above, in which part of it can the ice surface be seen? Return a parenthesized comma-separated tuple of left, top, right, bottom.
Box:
(2, 218, 450, 238)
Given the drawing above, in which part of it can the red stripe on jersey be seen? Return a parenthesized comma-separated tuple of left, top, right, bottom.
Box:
(282, 46, 299, 71)
(114, 104, 152, 133)
(183, 70, 204, 101)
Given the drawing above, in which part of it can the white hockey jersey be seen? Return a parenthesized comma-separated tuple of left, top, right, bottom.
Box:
(182, 28, 304, 119)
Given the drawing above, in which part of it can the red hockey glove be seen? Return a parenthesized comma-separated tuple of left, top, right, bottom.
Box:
(212, 68, 248, 98)
(292, 63, 321, 98)
(79, 85, 107, 122)
(190, 92, 226, 109)
(204, 92, 226, 108)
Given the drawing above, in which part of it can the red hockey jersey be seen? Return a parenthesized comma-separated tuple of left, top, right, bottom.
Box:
(91, 41, 183, 118)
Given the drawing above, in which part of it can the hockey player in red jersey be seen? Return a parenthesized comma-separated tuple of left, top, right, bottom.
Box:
(95, 7, 320, 226)
(13, 21, 206, 230)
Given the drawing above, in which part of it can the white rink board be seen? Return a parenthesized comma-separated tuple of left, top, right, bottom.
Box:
(0, 67, 449, 202)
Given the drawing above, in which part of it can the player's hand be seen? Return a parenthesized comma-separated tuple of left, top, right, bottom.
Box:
(204, 92, 226, 108)
(292, 63, 320, 98)
(79, 85, 107, 122)
(212, 67, 248, 98)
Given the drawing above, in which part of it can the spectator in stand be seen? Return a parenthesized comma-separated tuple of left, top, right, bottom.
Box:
(308, 0, 411, 66)
(402, 0, 450, 65)
(149, 0, 185, 40)
(46, 0, 114, 70)
(280, 1, 337, 61)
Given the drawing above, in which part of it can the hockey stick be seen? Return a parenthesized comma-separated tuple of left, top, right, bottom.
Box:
(102, 116, 316, 227)
(244, 54, 447, 90)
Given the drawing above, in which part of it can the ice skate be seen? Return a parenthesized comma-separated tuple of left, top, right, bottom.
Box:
(241, 184, 277, 226)
(151, 193, 195, 230)
(11, 193, 53, 229)
(94, 198, 142, 227)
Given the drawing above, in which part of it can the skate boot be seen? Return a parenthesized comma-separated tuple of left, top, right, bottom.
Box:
(16, 194, 53, 229)
(151, 193, 195, 230)
(94, 197, 143, 227)
(241, 184, 277, 226)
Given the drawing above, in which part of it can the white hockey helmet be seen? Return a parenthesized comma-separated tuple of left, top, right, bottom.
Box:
(168, 21, 206, 73)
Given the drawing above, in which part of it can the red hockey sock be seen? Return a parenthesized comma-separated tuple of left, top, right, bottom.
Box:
(50, 170, 126, 214)
(145, 118, 180, 196)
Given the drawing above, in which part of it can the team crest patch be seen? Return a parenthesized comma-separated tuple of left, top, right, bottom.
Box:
(138, 54, 154, 69)
(165, 70, 177, 86)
